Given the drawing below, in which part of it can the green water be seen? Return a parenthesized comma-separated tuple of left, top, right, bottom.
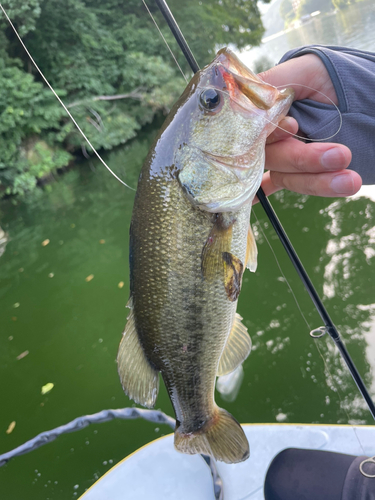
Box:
(2, 2, 375, 498)
(1, 131, 375, 499)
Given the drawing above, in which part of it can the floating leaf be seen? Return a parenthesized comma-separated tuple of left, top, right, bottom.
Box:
(71, 223, 76, 228)
(11, 317, 17, 321)
(41, 383, 54, 395)
(118, 281, 124, 289)
(13, 303, 20, 308)
(48, 273, 54, 278)
(85, 274, 94, 282)
(17, 350, 29, 360)
(99, 239, 105, 244)
(19, 268, 24, 272)
(41, 239, 50, 246)
(6, 421, 16, 434)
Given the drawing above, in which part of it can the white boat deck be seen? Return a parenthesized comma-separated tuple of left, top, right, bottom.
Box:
(80, 423, 375, 500)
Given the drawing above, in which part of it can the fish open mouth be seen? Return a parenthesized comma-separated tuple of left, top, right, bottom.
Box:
(177, 48, 294, 213)
(203, 48, 294, 117)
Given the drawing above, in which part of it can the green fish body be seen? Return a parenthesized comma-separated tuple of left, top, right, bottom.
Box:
(118, 48, 293, 463)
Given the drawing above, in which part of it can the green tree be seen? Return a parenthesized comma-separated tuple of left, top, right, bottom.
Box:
(279, 0, 295, 25)
(297, 0, 334, 17)
(332, 0, 351, 8)
(0, 0, 268, 198)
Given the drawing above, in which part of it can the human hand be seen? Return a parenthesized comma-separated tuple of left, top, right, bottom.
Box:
(254, 54, 362, 202)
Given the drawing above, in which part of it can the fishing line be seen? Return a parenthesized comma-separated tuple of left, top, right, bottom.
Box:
(314, 338, 367, 456)
(252, 208, 367, 454)
(221, 61, 344, 141)
(252, 209, 311, 331)
(3, 0, 374, 425)
(198, 74, 343, 143)
(141, 0, 189, 84)
(151, 0, 375, 420)
(0, 3, 134, 191)
(275, 82, 343, 141)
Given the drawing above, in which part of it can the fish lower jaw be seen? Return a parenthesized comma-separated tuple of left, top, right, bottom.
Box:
(197, 181, 261, 212)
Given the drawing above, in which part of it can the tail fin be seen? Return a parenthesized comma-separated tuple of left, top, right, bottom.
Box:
(174, 406, 249, 464)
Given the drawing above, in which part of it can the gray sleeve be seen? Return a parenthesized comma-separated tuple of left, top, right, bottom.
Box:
(279, 45, 375, 184)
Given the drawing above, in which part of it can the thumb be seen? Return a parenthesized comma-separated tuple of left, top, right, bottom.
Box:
(259, 54, 337, 105)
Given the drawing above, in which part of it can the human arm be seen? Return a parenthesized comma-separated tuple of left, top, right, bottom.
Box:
(256, 45, 375, 200)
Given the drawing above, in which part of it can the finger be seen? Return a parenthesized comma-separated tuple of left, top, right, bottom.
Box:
(252, 171, 277, 204)
(253, 170, 362, 204)
(269, 169, 362, 197)
(266, 137, 352, 174)
(266, 116, 299, 145)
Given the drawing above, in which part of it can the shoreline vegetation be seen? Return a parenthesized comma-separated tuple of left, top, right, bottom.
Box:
(0, 0, 269, 200)
(279, 0, 366, 31)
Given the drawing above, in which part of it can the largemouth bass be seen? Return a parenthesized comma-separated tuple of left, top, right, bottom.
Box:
(117, 48, 293, 464)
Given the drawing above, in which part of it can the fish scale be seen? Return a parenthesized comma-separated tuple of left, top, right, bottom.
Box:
(117, 47, 293, 463)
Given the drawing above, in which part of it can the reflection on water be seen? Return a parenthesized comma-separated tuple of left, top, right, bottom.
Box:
(236, 0, 375, 426)
(1, 3, 375, 497)
(216, 365, 245, 402)
(240, 0, 375, 70)
(317, 196, 375, 411)
(0, 226, 8, 257)
(1, 122, 375, 500)
(360, 304, 375, 393)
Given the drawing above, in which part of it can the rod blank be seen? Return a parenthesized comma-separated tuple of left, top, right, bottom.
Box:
(153, 0, 375, 421)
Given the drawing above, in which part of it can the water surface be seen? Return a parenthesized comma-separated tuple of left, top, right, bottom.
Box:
(242, 0, 375, 69)
(1, 2, 375, 498)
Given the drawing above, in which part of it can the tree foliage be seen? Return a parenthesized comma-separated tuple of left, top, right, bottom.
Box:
(296, 0, 333, 17)
(0, 0, 267, 198)
(279, 0, 295, 25)
(280, 0, 344, 26)
(279, 0, 359, 26)
(332, 0, 351, 8)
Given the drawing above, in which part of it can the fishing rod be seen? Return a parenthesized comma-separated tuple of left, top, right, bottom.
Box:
(153, 0, 375, 421)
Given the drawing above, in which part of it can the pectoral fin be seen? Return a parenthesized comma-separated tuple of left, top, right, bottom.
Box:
(202, 215, 244, 301)
(245, 223, 257, 272)
(222, 252, 244, 301)
(217, 313, 251, 376)
(201, 215, 233, 280)
(117, 297, 159, 408)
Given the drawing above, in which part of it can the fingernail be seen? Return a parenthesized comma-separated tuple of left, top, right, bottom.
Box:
(320, 148, 345, 170)
(280, 116, 295, 127)
(330, 174, 355, 194)
(278, 116, 296, 132)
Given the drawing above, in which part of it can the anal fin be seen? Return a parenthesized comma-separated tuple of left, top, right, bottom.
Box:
(117, 297, 159, 408)
(217, 313, 251, 376)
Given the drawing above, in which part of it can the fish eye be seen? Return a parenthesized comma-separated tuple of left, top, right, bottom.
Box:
(199, 89, 221, 111)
